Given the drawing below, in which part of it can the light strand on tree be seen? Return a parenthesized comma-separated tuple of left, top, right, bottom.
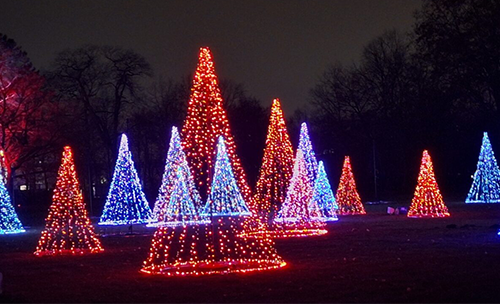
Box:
(0, 167, 25, 235)
(466, 132, 500, 204)
(180, 47, 255, 211)
(34, 146, 103, 256)
(336, 156, 366, 215)
(309, 161, 339, 222)
(298, 122, 319, 183)
(408, 150, 450, 218)
(150, 126, 207, 227)
(99, 134, 154, 225)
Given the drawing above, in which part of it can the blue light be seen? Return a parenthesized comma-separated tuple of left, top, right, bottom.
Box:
(466, 132, 500, 204)
(298, 122, 319, 183)
(99, 134, 154, 225)
(0, 174, 25, 235)
(309, 161, 339, 222)
(149, 127, 208, 227)
(200, 136, 251, 217)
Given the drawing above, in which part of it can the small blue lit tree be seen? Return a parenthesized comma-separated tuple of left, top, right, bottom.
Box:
(309, 161, 339, 222)
(298, 122, 319, 183)
(99, 134, 154, 225)
(466, 132, 500, 204)
(0, 175, 25, 234)
(201, 136, 251, 216)
(151, 126, 206, 226)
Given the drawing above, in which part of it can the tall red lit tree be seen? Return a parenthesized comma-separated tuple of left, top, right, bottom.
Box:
(336, 156, 366, 215)
(34, 146, 103, 256)
(253, 98, 294, 222)
(408, 150, 450, 218)
(181, 47, 254, 210)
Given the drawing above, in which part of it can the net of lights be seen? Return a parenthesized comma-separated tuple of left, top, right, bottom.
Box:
(335, 156, 367, 215)
(309, 161, 339, 222)
(149, 126, 208, 228)
(0, 161, 25, 235)
(34, 146, 103, 256)
(466, 132, 500, 204)
(141, 136, 285, 276)
(273, 149, 328, 237)
(99, 134, 154, 226)
(407, 150, 450, 218)
(180, 47, 255, 212)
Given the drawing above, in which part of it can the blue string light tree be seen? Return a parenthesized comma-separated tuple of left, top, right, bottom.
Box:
(274, 149, 327, 238)
(466, 132, 500, 204)
(141, 136, 285, 276)
(99, 134, 154, 225)
(309, 161, 339, 222)
(298, 122, 319, 183)
(0, 174, 25, 235)
(201, 136, 251, 217)
(150, 126, 207, 227)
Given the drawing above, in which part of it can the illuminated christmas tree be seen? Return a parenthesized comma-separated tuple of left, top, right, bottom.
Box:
(201, 136, 251, 216)
(181, 47, 254, 210)
(408, 150, 450, 218)
(253, 98, 294, 221)
(309, 161, 339, 222)
(141, 138, 285, 275)
(336, 156, 366, 215)
(99, 134, 154, 225)
(298, 122, 319, 183)
(466, 132, 500, 204)
(150, 127, 207, 227)
(34, 146, 103, 256)
(0, 172, 25, 234)
(0, 150, 9, 182)
(273, 149, 327, 237)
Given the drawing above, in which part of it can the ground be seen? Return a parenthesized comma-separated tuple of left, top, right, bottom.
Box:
(1, 202, 500, 303)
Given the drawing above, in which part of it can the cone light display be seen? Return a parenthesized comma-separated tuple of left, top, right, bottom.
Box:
(407, 150, 450, 218)
(309, 161, 339, 222)
(336, 156, 366, 215)
(34, 146, 103, 256)
(0, 171, 25, 235)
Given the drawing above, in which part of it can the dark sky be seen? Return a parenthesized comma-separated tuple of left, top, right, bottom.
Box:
(0, 0, 421, 114)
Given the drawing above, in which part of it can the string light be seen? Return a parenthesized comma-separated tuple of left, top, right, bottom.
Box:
(99, 134, 154, 226)
(273, 149, 327, 237)
(298, 122, 319, 182)
(200, 136, 251, 216)
(150, 127, 208, 227)
(407, 150, 450, 218)
(180, 47, 255, 211)
(0, 164, 25, 235)
(466, 132, 500, 204)
(309, 161, 339, 222)
(34, 146, 103, 256)
(336, 156, 366, 215)
(253, 98, 294, 222)
(141, 137, 285, 276)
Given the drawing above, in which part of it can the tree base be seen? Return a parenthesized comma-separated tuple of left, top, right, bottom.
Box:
(240, 228, 328, 239)
(34, 248, 104, 257)
(140, 259, 286, 276)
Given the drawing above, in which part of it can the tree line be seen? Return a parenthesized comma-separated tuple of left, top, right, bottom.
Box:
(0, 0, 498, 218)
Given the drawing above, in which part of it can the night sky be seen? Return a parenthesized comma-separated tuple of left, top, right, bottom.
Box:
(0, 0, 421, 113)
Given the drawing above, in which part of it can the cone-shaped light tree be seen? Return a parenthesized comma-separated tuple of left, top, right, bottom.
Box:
(309, 161, 339, 222)
(99, 134, 153, 225)
(181, 47, 254, 210)
(466, 132, 500, 204)
(151, 127, 206, 227)
(0, 173, 25, 235)
(35, 146, 103, 256)
(408, 150, 450, 218)
(336, 156, 366, 215)
(298, 122, 319, 183)
(273, 149, 327, 237)
(201, 136, 251, 216)
(253, 98, 294, 221)
(141, 137, 285, 276)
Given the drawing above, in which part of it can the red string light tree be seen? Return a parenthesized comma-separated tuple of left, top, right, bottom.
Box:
(336, 156, 366, 215)
(141, 137, 286, 276)
(180, 47, 254, 210)
(34, 146, 103, 256)
(407, 150, 450, 218)
(253, 98, 294, 225)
